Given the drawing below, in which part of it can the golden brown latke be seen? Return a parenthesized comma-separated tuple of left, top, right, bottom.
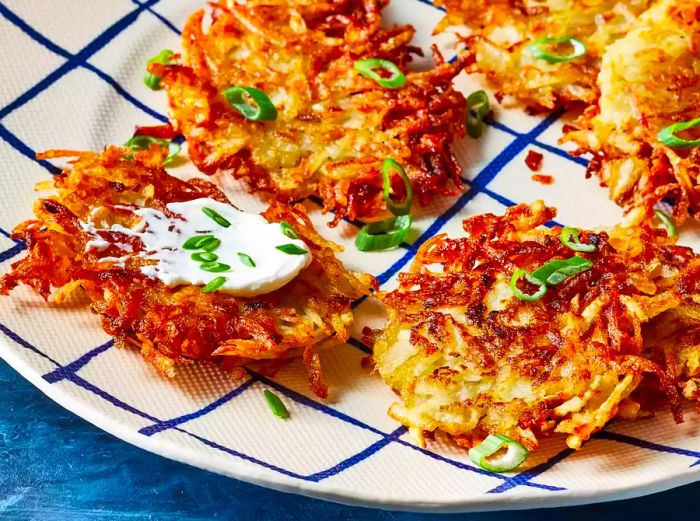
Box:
(154, 0, 468, 225)
(435, 0, 652, 111)
(371, 201, 700, 452)
(563, 0, 700, 224)
(0, 146, 375, 397)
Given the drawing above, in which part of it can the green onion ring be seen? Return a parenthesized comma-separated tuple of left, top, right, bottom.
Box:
(560, 226, 596, 252)
(468, 434, 529, 473)
(509, 269, 547, 302)
(276, 244, 308, 255)
(223, 86, 278, 121)
(182, 234, 215, 250)
(191, 251, 218, 262)
(657, 117, 700, 148)
(466, 90, 490, 139)
(354, 58, 406, 89)
(144, 49, 174, 91)
(381, 158, 413, 216)
(200, 237, 221, 252)
(280, 221, 299, 240)
(124, 135, 180, 165)
(531, 256, 593, 286)
(199, 261, 231, 273)
(202, 276, 226, 293)
(654, 209, 678, 238)
(263, 390, 290, 419)
(355, 215, 412, 252)
(526, 37, 586, 63)
(237, 252, 256, 267)
(202, 207, 231, 228)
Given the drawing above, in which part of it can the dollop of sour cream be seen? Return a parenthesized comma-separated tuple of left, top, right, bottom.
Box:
(81, 198, 312, 297)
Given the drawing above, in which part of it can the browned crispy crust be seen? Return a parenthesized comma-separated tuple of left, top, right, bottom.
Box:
(372, 201, 700, 451)
(155, 0, 468, 225)
(0, 146, 376, 396)
(435, 0, 652, 112)
(562, 0, 700, 224)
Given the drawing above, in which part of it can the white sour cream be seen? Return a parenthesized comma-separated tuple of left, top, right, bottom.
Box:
(81, 198, 312, 297)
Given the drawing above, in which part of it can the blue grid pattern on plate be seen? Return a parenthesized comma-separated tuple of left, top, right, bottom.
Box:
(0, 0, 697, 498)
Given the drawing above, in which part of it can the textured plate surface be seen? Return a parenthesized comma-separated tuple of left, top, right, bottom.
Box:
(1, 0, 700, 513)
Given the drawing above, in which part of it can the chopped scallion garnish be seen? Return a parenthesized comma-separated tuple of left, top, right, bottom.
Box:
(280, 221, 298, 240)
(200, 237, 221, 252)
(531, 256, 593, 286)
(276, 244, 308, 255)
(654, 209, 677, 238)
(182, 234, 215, 250)
(560, 226, 596, 253)
(468, 434, 529, 473)
(202, 207, 231, 228)
(466, 90, 490, 139)
(123, 135, 180, 165)
(263, 390, 289, 419)
(381, 158, 413, 216)
(237, 252, 256, 267)
(144, 49, 174, 91)
(509, 269, 547, 302)
(657, 117, 700, 148)
(202, 276, 226, 293)
(526, 36, 586, 63)
(355, 215, 412, 252)
(354, 58, 406, 89)
(199, 261, 231, 273)
(223, 86, 278, 121)
(191, 251, 218, 262)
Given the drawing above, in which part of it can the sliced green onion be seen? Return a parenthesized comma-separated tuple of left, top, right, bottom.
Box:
(531, 256, 593, 286)
(354, 58, 406, 89)
(182, 234, 215, 250)
(144, 49, 174, 90)
(654, 209, 677, 238)
(276, 244, 308, 255)
(466, 90, 490, 139)
(509, 269, 547, 302)
(657, 117, 700, 148)
(468, 434, 529, 473)
(560, 227, 596, 253)
(238, 252, 256, 267)
(191, 251, 218, 262)
(381, 158, 413, 216)
(200, 261, 231, 273)
(263, 390, 289, 419)
(355, 215, 412, 252)
(280, 221, 298, 240)
(200, 237, 221, 252)
(202, 276, 226, 293)
(526, 37, 586, 63)
(223, 86, 277, 121)
(124, 135, 180, 165)
(202, 207, 231, 228)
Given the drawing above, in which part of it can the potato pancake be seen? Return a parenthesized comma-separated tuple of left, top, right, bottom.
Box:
(435, 0, 652, 111)
(371, 201, 700, 452)
(0, 146, 375, 397)
(563, 0, 700, 223)
(154, 0, 467, 225)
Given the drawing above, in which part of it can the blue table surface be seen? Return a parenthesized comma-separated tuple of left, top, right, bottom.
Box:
(1, 359, 697, 521)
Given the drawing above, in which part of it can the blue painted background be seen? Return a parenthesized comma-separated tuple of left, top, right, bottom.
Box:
(1, 360, 698, 520)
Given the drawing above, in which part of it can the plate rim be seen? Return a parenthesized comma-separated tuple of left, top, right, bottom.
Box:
(2, 336, 699, 513)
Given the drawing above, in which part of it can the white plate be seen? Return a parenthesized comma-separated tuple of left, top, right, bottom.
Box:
(1, 0, 700, 513)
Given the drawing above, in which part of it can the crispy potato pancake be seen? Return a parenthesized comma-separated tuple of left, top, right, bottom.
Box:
(563, 0, 700, 223)
(435, 0, 652, 111)
(155, 0, 468, 225)
(371, 201, 700, 451)
(0, 146, 375, 397)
